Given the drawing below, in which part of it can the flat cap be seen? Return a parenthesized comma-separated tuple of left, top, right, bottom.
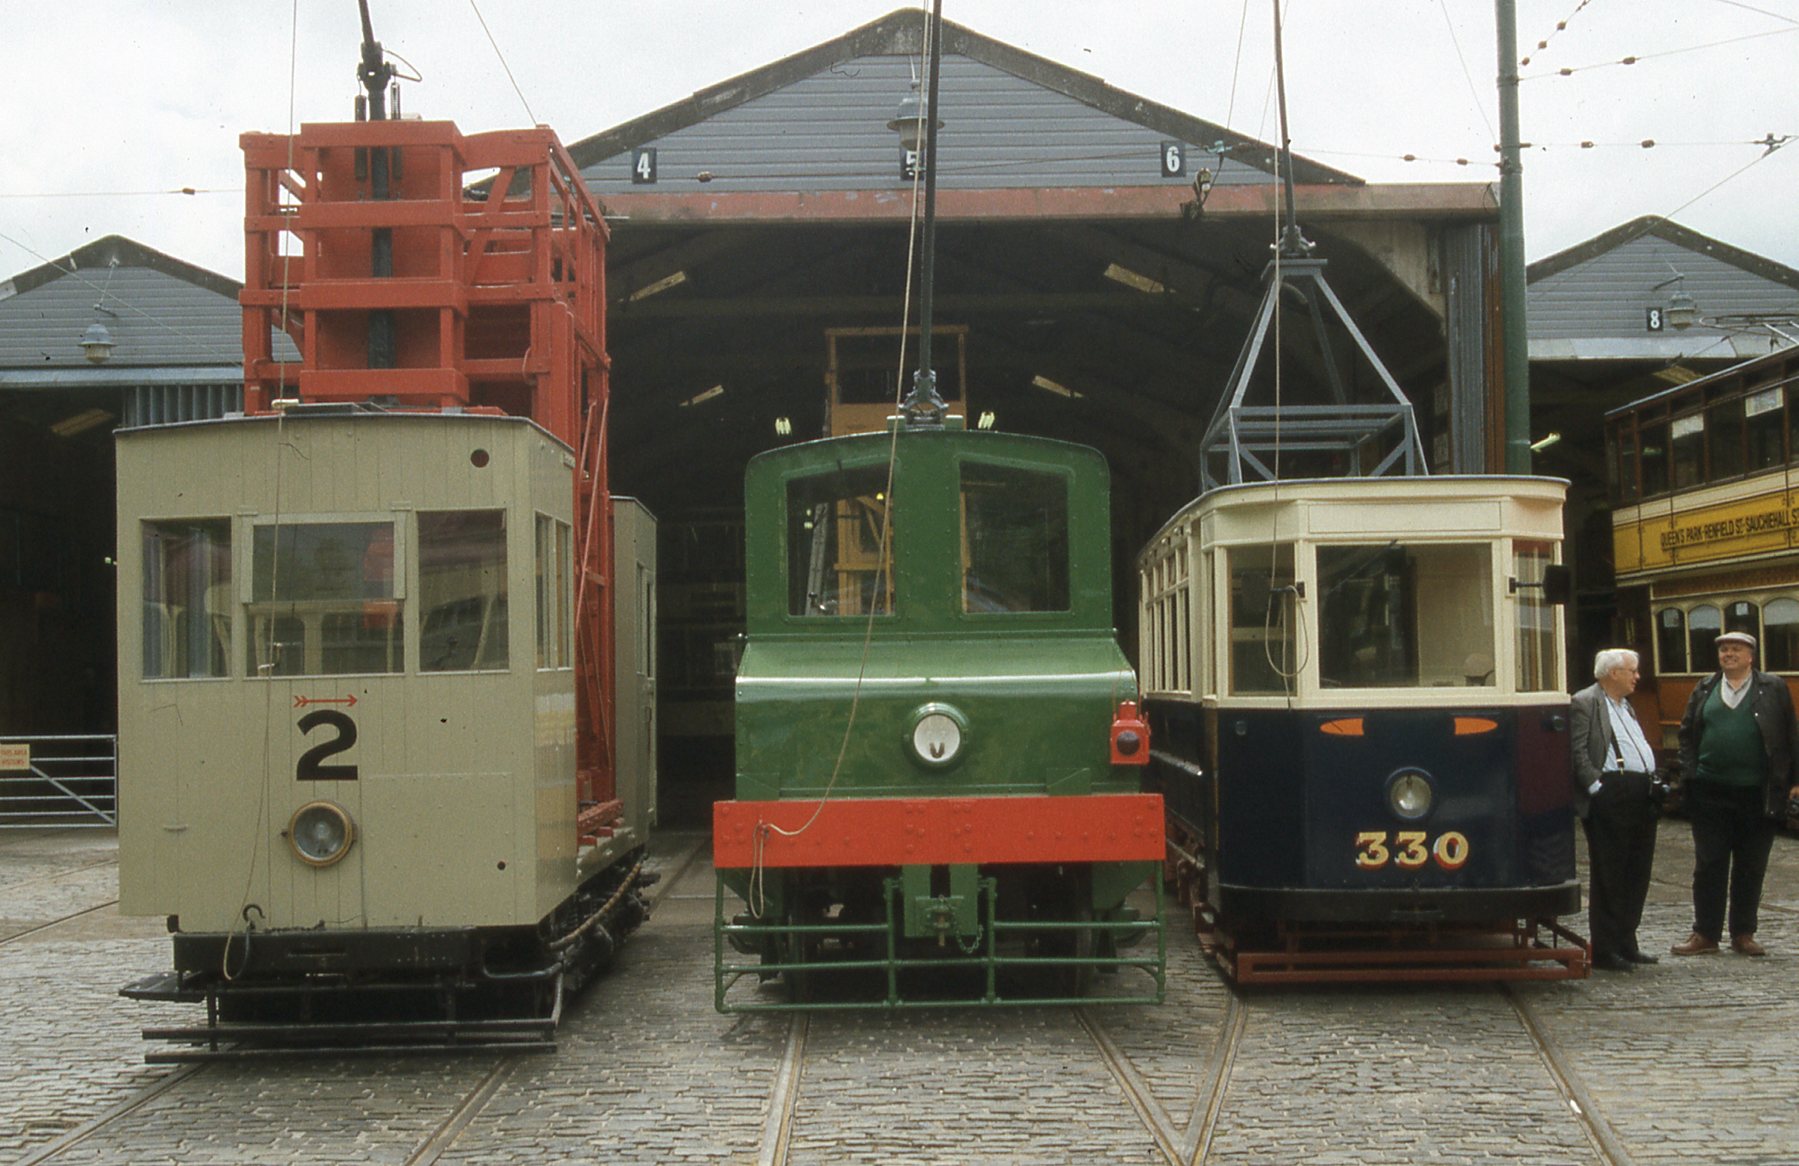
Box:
(1715, 631, 1757, 648)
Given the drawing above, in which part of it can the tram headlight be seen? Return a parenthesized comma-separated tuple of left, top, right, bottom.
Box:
(909, 704, 968, 769)
(1385, 770, 1434, 821)
(287, 801, 356, 868)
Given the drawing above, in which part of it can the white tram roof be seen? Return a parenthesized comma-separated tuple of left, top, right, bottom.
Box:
(1141, 475, 1569, 555)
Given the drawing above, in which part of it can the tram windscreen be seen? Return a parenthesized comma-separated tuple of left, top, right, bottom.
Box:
(959, 463, 1070, 613)
(787, 467, 893, 617)
(1318, 543, 1494, 689)
(249, 522, 401, 677)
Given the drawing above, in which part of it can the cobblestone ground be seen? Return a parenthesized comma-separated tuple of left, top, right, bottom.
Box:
(1511, 821, 1799, 1166)
(2, 820, 1797, 1165)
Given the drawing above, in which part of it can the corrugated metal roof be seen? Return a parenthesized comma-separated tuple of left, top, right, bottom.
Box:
(0, 235, 295, 375)
(583, 54, 1273, 197)
(1527, 217, 1799, 359)
(571, 9, 1347, 200)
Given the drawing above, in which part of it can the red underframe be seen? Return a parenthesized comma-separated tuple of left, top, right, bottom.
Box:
(713, 793, 1164, 870)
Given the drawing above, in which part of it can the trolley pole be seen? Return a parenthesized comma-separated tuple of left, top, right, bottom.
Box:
(1496, 0, 1530, 473)
(903, 0, 948, 429)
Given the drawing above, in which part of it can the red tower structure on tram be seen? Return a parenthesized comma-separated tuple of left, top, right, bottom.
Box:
(237, 105, 621, 839)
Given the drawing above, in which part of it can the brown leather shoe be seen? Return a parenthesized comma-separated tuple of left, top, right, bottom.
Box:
(1731, 934, 1767, 957)
(1670, 932, 1720, 956)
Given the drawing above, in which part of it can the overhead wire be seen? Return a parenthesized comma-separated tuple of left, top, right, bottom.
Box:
(1518, 0, 1592, 67)
(0, 187, 230, 200)
(750, 0, 934, 921)
(1434, 0, 1496, 144)
(0, 227, 243, 365)
(1224, 0, 1252, 131)
(227, 0, 306, 983)
(468, 0, 539, 125)
(1520, 24, 1799, 80)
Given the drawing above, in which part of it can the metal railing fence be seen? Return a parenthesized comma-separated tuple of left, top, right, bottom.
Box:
(0, 734, 118, 827)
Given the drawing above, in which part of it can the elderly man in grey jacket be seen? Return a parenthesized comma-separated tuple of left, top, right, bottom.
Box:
(1570, 647, 1660, 973)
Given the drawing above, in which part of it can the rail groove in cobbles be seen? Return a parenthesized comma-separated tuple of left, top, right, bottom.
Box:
(2, 822, 1798, 1163)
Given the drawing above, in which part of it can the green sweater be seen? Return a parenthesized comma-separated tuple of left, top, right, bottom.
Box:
(1696, 682, 1766, 788)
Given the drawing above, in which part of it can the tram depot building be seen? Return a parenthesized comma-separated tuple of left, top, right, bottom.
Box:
(3, 10, 1796, 815)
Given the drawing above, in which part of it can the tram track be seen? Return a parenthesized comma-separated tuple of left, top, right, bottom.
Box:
(402, 1055, 523, 1166)
(756, 1013, 809, 1166)
(12, 1063, 205, 1166)
(1082, 991, 1248, 1166)
(1502, 984, 1632, 1166)
(0, 898, 119, 948)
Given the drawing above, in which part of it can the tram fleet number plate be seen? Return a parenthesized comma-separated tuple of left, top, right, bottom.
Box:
(1354, 830, 1469, 871)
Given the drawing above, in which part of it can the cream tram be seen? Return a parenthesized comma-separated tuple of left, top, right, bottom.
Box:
(1139, 476, 1587, 982)
(115, 51, 654, 1052)
(118, 411, 655, 1051)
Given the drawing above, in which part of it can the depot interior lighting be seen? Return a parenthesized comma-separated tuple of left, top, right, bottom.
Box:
(1030, 375, 1082, 400)
(628, 270, 688, 302)
(49, 408, 115, 438)
(1102, 263, 1166, 295)
(680, 384, 725, 407)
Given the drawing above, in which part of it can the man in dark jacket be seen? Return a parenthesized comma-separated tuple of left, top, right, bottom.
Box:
(1670, 631, 1799, 957)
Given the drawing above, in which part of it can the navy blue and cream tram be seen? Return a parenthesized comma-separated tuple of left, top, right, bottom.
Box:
(1138, 476, 1587, 982)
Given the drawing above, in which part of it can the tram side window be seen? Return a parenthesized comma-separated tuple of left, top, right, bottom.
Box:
(1609, 428, 1638, 504)
(1708, 397, 1746, 481)
(419, 511, 508, 672)
(1745, 386, 1785, 471)
(786, 467, 893, 617)
(1639, 419, 1670, 497)
(959, 463, 1069, 613)
(1765, 598, 1799, 671)
(249, 522, 401, 677)
(1670, 414, 1704, 490)
(1319, 542, 1494, 689)
(1513, 542, 1561, 693)
(1685, 604, 1721, 671)
(535, 515, 572, 669)
(1655, 607, 1688, 674)
(142, 520, 231, 679)
(1723, 599, 1758, 638)
(1227, 545, 1295, 695)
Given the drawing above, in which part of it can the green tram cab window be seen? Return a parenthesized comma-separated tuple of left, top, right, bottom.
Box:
(250, 521, 401, 677)
(788, 466, 893, 617)
(959, 462, 1069, 613)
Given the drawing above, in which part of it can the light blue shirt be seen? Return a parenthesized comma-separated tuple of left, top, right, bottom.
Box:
(1603, 695, 1656, 773)
(1586, 694, 1656, 797)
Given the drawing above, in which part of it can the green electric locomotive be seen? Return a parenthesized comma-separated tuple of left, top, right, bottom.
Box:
(713, 419, 1164, 1009)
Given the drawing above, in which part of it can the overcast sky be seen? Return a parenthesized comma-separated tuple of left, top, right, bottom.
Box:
(2, 1, 1794, 284)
